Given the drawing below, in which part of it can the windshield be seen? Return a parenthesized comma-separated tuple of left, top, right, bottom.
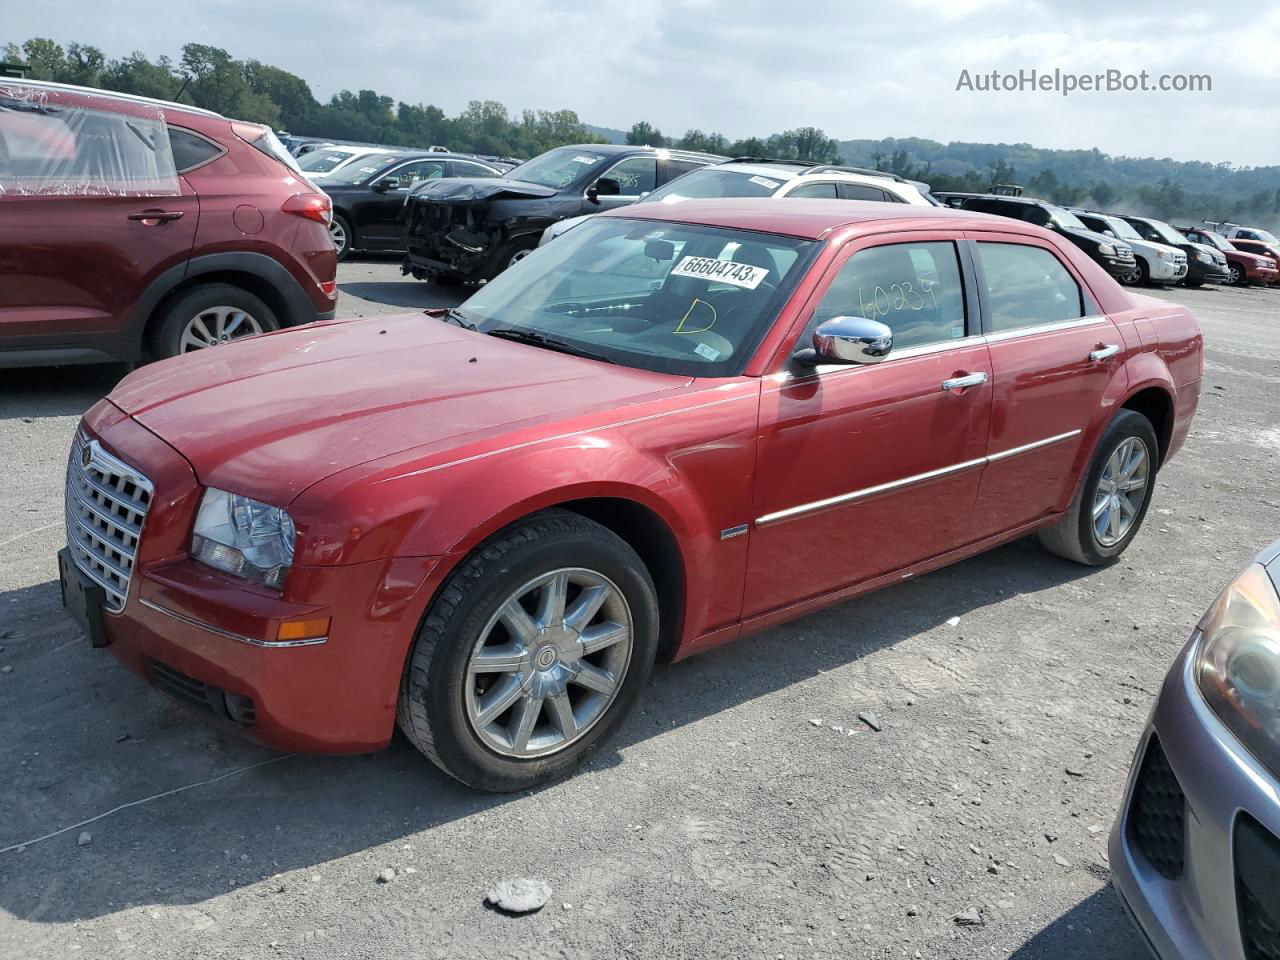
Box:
(1104, 217, 1143, 242)
(1049, 207, 1088, 230)
(297, 148, 360, 174)
(319, 154, 407, 185)
(505, 147, 609, 189)
(644, 168, 786, 203)
(1139, 218, 1189, 246)
(1195, 231, 1232, 251)
(453, 217, 815, 377)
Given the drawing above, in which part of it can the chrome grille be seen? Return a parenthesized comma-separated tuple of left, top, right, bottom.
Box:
(64, 430, 153, 612)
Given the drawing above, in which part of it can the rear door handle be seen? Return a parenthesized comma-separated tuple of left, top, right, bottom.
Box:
(128, 210, 185, 222)
(1089, 344, 1120, 362)
(941, 371, 988, 391)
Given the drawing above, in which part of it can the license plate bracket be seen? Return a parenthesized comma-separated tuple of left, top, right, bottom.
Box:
(58, 547, 110, 648)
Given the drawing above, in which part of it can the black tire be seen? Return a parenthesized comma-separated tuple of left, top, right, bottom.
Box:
(1038, 410, 1160, 566)
(151, 283, 279, 360)
(1136, 259, 1151, 286)
(1117, 263, 1141, 286)
(484, 237, 539, 281)
(397, 510, 659, 792)
(331, 212, 354, 262)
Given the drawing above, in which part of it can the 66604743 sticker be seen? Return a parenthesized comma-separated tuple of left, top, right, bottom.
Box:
(669, 256, 769, 290)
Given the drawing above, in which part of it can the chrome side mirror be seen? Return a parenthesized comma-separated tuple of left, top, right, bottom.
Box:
(811, 316, 893, 365)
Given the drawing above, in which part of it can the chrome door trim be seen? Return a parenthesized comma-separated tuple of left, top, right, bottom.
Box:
(139, 598, 328, 648)
(755, 456, 987, 526)
(941, 371, 988, 390)
(981, 315, 1108, 343)
(755, 428, 1083, 527)
(985, 428, 1082, 463)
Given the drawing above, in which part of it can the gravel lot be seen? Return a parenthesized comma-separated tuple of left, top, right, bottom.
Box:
(1, 259, 1277, 960)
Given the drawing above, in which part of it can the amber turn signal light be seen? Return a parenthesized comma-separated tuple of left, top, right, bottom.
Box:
(275, 617, 330, 643)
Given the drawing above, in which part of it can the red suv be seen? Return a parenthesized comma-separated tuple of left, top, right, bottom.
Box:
(0, 80, 337, 367)
(61, 200, 1201, 792)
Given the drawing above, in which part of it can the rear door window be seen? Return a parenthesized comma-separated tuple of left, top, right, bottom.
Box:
(787, 181, 839, 199)
(810, 241, 968, 350)
(840, 183, 890, 201)
(975, 242, 1085, 333)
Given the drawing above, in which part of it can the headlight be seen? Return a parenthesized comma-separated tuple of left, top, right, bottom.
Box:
(191, 488, 296, 589)
(1098, 242, 1117, 256)
(1197, 251, 1212, 264)
(1196, 563, 1280, 774)
(1158, 250, 1175, 262)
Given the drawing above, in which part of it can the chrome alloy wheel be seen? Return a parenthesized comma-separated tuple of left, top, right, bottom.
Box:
(179, 306, 265, 352)
(1093, 436, 1150, 547)
(464, 568, 633, 758)
(329, 216, 347, 255)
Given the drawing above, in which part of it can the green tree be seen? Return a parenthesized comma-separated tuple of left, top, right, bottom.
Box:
(626, 121, 665, 147)
(19, 38, 67, 79)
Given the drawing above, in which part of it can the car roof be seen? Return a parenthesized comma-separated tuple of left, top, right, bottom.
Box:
(4, 77, 223, 120)
(600, 197, 1039, 240)
(549, 143, 727, 163)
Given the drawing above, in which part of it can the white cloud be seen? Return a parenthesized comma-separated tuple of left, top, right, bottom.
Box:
(4, 0, 1278, 165)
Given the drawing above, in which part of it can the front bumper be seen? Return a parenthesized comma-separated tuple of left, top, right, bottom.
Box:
(1111, 632, 1280, 959)
(1148, 258, 1189, 282)
(66, 402, 443, 753)
(1245, 262, 1279, 283)
(1102, 253, 1140, 278)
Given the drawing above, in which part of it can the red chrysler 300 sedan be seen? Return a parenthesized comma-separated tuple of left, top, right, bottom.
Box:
(60, 200, 1203, 791)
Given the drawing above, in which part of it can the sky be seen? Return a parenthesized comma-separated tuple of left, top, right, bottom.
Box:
(6, 0, 1280, 167)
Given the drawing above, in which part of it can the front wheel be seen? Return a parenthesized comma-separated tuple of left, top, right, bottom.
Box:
(1228, 264, 1248, 286)
(397, 511, 659, 792)
(1038, 410, 1159, 566)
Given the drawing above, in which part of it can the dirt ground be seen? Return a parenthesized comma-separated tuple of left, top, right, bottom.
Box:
(1, 261, 1276, 960)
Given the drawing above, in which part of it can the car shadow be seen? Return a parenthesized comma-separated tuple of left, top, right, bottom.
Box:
(0, 536, 1095, 923)
(338, 280, 467, 310)
(1009, 885, 1148, 959)
(0, 364, 128, 420)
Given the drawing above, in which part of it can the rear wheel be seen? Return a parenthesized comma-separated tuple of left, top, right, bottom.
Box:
(397, 510, 659, 792)
(329, 213, 353, 262)
(152, 283, 279, 359)
(1229, 263, 1248, 286)
(1038, 410, 1159, 566)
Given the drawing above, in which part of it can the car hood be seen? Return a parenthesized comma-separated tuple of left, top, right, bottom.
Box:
(408, 177, 560, 206)
(110, 314, 689, 506)
(1063, 226, 1128, 249)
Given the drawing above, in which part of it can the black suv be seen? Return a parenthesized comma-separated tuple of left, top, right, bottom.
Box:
(402, 143, 724, 283)
(952, 194, 1138, 280)
(315, 152, 511, 261)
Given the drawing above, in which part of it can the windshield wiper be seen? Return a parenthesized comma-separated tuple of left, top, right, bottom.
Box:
(441, 307, 477, 329)
(485, 327, 615, 364)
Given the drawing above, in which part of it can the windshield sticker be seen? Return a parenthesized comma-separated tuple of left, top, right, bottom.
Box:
(693, 342, 721, 362)
(748, 176, 780, 189)
(572, 155, 601, 164)
(670, 256, 770, 290)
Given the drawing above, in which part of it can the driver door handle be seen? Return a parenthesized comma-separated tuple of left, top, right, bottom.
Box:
(1089, 344, 1121, 362)
(941, 371, 988, 391)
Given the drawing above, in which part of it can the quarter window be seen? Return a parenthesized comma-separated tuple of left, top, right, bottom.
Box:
(598, 156, 656, 196)
(167, 128, 223, 173)
(811, 241, 967, 350)
(976, 242, 1084, 333)
(787, 181, 839, 199)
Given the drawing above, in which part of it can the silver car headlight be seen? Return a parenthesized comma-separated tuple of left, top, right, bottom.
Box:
(1197, 251, 1212, 264)
(192, 488, 297, 590)
(1098, 242, 1117, 256)
(1158, 250, 1175, 262)
(1196, 563, 1280, 774)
